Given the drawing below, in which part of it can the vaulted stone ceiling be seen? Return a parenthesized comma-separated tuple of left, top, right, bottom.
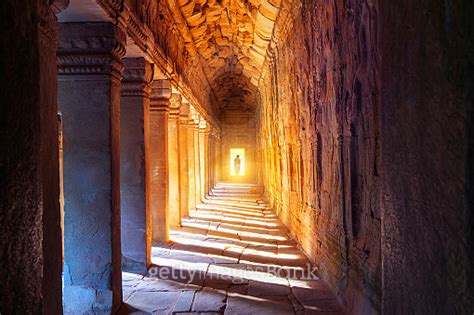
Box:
(176, 0, 281, 112)
(211, 70, 259, 112)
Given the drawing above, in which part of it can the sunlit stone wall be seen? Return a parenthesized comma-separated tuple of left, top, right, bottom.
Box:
(258, 0, 381, 313)
(259, 0, 474, 313)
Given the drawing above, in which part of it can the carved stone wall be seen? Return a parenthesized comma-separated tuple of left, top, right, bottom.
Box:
(258, 0, 381, 312)
(380, 0, 474, 313)
(1, 0, 472, 313)
(259, 0, 474, 313)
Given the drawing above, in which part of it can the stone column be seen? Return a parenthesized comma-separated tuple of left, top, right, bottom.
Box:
(1, 2, 69, 313)
(39, 3, 66, 314)
(206, 127, 211, 193)
(199, 120, 209, 200)
(215, 130, 222, 185)
(212, 129, 222, 189)
(187, 107, 197, 211)
(168, 93, 181, 227)
(208, 127, 215, 193)
(193, 113, 202, 205)
(120, 58, 152, 274)
(179, 99, 191, 218)
(57, 22, 126, 314)
(148, 79, 171, 242)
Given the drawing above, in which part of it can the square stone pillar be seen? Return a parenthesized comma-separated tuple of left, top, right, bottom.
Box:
(206, 128, 211, 193)
(38, 4, 64, 314)
(215, 130, 222, 184)
(168, 93, 181, 227)
(148, 79, 171, 242)
(57, 22, 126, 314)
(1, 3, 69, 313)
(193, 113, 202, 205)
(187, 107, 197, 211)
(199, 121, 210, 200)
(179, 100, 191, 218)
(208, 127, 215, 193)
(120, 58, 152, 274)
(210, 128, 219, 191)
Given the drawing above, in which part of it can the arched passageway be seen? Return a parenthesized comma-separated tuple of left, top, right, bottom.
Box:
(0, 0, 473, 314)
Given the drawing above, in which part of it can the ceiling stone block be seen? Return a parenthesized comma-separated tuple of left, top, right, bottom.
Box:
(174, 0, 281, 112)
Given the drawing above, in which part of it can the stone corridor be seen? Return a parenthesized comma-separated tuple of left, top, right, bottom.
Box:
(1, 0, 473, 314)
(120, 183, 342, 314)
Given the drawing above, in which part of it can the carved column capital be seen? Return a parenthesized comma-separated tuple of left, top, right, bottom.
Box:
(122, 58, 153, 97)
(210, 128, 221, 140)
(199, 120, 211, 135)
(186, 105, 196, 128)
(150, 79, 171, 112)
(180, 100, 191, 125)
(207, 126, 215, 138)
(169, 93, 182, 117)
(57, 23, 126, 81)
(193, 115, 202, 131)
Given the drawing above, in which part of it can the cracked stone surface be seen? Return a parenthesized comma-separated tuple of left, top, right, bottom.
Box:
(119, 183, 343, 314)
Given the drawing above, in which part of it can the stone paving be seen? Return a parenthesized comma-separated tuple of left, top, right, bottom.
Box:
(119, 183, 344, 315)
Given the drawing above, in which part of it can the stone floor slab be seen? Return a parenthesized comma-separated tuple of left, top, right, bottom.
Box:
(247, 280, 291, 297)
(225, 294, 295, 314)
(191, 287, 227, 312)
(121, 183, 343, 314)
(125, 291, 180, 313)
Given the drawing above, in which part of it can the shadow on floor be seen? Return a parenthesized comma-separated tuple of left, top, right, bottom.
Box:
(119, 183, 344, 315)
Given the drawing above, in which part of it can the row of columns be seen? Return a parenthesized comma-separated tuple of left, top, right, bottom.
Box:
(124, 73, 222, 257)
(57, 22, 222, 313)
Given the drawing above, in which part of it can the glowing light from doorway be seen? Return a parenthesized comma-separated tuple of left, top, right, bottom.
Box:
(230, 148, 245, 176)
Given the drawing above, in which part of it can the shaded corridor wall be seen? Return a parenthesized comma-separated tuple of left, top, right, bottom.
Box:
(380, 0, 473, 313)
(258, 0, 381, 313)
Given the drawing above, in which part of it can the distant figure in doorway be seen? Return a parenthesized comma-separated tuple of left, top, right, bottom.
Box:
(234, 155, 241, 175)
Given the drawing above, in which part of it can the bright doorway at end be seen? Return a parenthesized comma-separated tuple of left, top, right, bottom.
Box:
(230, 148, 245, 176)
